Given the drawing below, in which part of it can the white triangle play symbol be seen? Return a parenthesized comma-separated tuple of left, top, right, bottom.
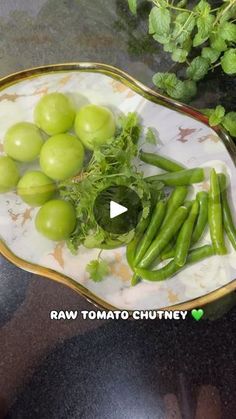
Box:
(110, 200, 128, 219)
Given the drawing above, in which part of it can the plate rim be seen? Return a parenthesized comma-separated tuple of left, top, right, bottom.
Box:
(0, 61, 236, 312)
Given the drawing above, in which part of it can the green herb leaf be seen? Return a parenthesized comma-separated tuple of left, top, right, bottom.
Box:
(181, 80, 197, 101)
(201, 47, 221, 64)
(172, 12, 195, 45)
(163, 41, 176, 52)
(153, 33, 170, 45)
(210, 33, 227, 52)
(149, 6, 171, 36)
(171, 48, 188, 63)
(194, 0, 211, 15)
(222, 112, 236, 137)
(86, 259, 109, 282)
(193, 14, 214, 46)
(219, 22, 236, 42)
(186, 56, 210, 81)
(201, 108, 214, 118)
(146, 128, 158, 145)
(208, 105, 225, 126)
(221, 48, 236, 75)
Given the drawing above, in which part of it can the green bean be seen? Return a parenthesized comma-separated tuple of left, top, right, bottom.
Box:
(218, 173, 236, 250)
(145, 168, 205, 186)
(192, 191, 208, 244)
(135, 245, 215, 281)
(134, 200, 166, 265)
(161, 186, 188, 228)
(209, 169, 227, 255)
(126, 215, 151, 269)
(174, 200, 199, 267)
(138, 205, 188, 269)
(140, 150, 184, 172)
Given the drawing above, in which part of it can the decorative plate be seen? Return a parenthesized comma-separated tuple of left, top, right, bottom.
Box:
(0, 63, 236, 311)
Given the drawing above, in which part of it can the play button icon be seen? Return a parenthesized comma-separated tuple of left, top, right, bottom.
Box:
(93, 185, 143, 235)
(110, 201, 128, 219)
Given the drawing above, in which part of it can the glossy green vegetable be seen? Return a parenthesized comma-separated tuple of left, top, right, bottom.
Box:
(40, 133, 84, 181)
(134, 200, 166, 265)
(218, 173, 236, 250)
(34, 93, 75, 135)
(138, 205, 188, 269)
(17, 171, 56, 206)
(161, 186, 188, 228)
(140, 150, 184, 172)
(192, 191, 208, 243)
(0, 156, 20, 193)
(35, 199, 76, 241)
(4, 122, 44, 162)
(74, 104, 116, 150)
(174, 200, 199, 267)
(146, 168, 204, 186)
(209, 169, 227, 255)
(135, 245, 215, 281)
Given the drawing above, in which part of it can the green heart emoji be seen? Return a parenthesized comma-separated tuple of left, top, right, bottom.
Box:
(191, 308, 204, 321)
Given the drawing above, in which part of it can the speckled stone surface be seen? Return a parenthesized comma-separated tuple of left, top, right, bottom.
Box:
(0, 1, 236, 418)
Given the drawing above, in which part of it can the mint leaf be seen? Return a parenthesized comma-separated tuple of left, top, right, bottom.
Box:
(186, 57, 210, 81)
(181, 80, 197, 101)
(146, 128, 157, 145)
(194, 0, 211, 15)
(172, 12, 195, 45)
(209, 105, 225, 126)
(201, 47, 221, 64)
(221, 49, 236, 75)
(153, 72, 178, 90)
(171, 48, 188, 63)
(210, 34, 227, 52)
(149, 6, 171, 36)
(128, 0, 137, 15)
(201, 108, 214, 118)
(153, 33, 170, 45)
(86, 259, 109, 282)
(222, 112, 236, 137)
(163, 41, 176, 53)
(219, 22, 236, 42)
(193, 14, 214, 46)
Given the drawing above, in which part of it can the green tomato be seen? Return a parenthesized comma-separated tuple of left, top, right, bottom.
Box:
(4, 122, 44, 162)
(34, 92, 75, 135)
(0, 156, 20, 193)
(35, 199, 76, 241)
(40, 133, 84, 181)
(74, 104, 116, 150)
(17, 171, 56, 206)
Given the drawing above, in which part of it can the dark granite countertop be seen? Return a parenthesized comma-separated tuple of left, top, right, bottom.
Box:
(0, 1, 236, 418)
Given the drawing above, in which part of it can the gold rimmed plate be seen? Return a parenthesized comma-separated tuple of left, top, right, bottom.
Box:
(0, 62, 236, 311)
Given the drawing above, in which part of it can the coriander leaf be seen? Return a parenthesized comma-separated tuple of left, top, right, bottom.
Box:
(208, 105, 225, 126)
(86, 259, 109, 282)
(201, 47, 221, 64)
(146, 128, 158, 145)
(128, 0, 137, 15)
(221, 49, 236, 75)
(171, 48, 188, 63)
(210, 34, 227, 52)
(222, 112, 236, 137)
(219, 22, 236, 42)
(186, 56, 210, 81)
(149, 6, 171, 36)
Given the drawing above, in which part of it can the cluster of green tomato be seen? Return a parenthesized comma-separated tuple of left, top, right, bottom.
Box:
(0, 92, 116, 241)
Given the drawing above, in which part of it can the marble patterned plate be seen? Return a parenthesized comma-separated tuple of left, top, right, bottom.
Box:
(0, 63, 236, 311)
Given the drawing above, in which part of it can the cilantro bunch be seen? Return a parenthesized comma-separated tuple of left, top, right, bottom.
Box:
(59, 113, 151, 253)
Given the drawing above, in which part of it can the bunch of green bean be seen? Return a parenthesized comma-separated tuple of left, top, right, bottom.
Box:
(126, 151, 236, 284)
